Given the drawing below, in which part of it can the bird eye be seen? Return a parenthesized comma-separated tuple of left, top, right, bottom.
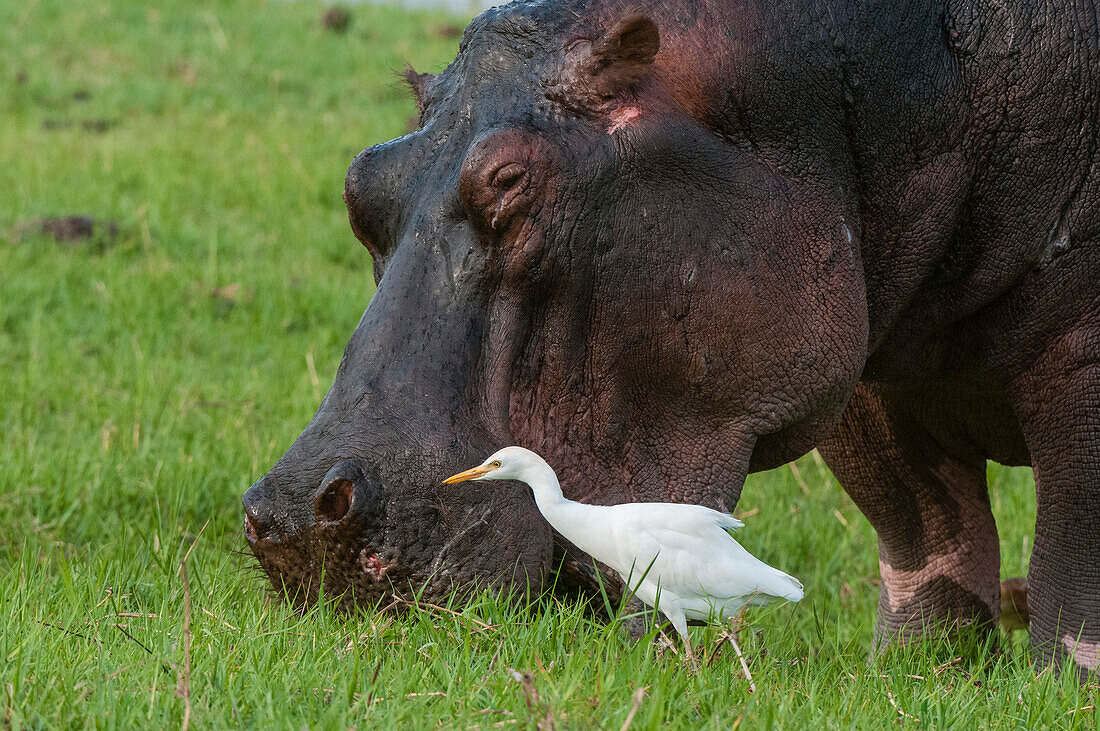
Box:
(490, 461, 501, 468)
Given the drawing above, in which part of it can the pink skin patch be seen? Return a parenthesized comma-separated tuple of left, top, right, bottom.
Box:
(607, 105, 642, 134)
(1062, 634, 1100, 671)
(359, 550, 392, 581)
(879, 548, 965, 613)
(877, 543, 997, 616)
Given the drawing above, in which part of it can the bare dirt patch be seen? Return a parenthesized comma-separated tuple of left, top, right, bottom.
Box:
(430, 24, 462, 39)
(321, 6, 351, 33)
(41, 118, 119, 133)
(13, 216, 121, 250)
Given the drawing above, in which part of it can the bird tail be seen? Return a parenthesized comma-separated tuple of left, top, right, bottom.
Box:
(716, 514, 745, 531)
(754, 569, 804, 604)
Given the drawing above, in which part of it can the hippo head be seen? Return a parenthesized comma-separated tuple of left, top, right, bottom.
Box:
(243, 0, 868, 608)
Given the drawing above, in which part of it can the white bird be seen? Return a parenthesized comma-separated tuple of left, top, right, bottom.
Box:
(442, 446, 803, 663)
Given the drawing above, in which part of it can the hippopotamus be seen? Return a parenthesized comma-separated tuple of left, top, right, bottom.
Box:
(242, 0, 1100, 678)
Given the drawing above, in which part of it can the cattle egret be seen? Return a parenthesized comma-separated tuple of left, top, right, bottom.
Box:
(443, 446, 803, 662)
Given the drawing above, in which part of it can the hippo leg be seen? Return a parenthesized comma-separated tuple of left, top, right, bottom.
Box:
(621, 595, 652, 640)
(819, 384, 1000, 651)
(1015, 358, 1100, 680)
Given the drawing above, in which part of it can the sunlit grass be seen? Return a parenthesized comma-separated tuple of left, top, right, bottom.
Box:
(1, 0, 1093, 726)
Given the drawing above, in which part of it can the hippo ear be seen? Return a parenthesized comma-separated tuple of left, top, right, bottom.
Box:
(588, 15, 660, 96)
(401, 64, 435, 115)
(557, 15, 660, 110)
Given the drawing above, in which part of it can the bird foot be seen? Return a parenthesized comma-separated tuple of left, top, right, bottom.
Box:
(652, 629, 699, 670)
(683, 640, 700, 670)
(653, 630, 678, 658)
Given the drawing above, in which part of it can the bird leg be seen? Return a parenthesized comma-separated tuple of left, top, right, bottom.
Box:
(719, 614, 755, 691)
(725, 630, 755, 692)
(682, 636, 699, 668)
(666, 613, 698, 669)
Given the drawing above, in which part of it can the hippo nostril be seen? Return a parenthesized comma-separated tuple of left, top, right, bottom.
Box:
(244, 513, 260, 542)
(312, 459, 382, 529)
(315, 478, 355, 524)
(243, 480, 278, 543)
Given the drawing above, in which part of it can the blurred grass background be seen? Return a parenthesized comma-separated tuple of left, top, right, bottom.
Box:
(1, 0, 1088, 727)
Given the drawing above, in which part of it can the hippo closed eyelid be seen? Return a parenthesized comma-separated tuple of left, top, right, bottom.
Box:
(491, 162, 529, 190)
(458, 129, 555, 235)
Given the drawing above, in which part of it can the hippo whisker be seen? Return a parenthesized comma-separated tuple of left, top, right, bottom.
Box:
(424, 507, 493, 593)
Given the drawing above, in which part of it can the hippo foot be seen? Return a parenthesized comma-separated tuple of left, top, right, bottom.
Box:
(869, 551, 1002, 661)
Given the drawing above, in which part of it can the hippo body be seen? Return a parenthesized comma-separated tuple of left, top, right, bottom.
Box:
(244, 0, 1100, 676)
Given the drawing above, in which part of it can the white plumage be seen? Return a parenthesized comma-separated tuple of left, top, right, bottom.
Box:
(442, 446, 803, 659)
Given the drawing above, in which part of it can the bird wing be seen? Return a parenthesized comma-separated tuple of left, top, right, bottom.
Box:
(606, 504, 798, 605)
(616, 502, 743, 531)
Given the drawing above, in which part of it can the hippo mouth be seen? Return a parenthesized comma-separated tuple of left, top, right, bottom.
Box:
(245, 516, 431, 611)
(244, 529, 394, 612)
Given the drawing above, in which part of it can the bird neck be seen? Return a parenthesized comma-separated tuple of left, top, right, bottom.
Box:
(521, 461, 570, 515)
(520, 463, 607, 556)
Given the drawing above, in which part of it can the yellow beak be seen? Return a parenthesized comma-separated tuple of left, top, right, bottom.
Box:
(441, 464, 496, 485)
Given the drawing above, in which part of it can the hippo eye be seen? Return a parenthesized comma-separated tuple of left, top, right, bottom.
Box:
(491, 163, 528, 192)
(458, 129, 552, 234)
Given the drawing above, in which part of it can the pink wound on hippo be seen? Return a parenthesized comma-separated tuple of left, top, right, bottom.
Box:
(360, 550, 392, 581)
(607, 105, 642, 134)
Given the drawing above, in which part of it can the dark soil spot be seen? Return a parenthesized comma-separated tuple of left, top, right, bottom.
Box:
(322, 6, 351, 33)
(42, 216, 112, 242)
(19, 216, 120, 250)
(430, 24, 462, 39)
(73, 89, 91, 102)
(16, 71, 27, 85)
(81, 119, 116, 133)
(41, 118, 119, 133)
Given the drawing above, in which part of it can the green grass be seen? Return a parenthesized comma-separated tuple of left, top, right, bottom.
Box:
(1, 0, 1095, 727)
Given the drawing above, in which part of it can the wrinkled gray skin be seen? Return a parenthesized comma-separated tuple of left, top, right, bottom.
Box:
(244, 0, 1100, 679)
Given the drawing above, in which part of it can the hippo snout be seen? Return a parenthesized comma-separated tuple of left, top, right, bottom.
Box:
(244, 457, 396, 609)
